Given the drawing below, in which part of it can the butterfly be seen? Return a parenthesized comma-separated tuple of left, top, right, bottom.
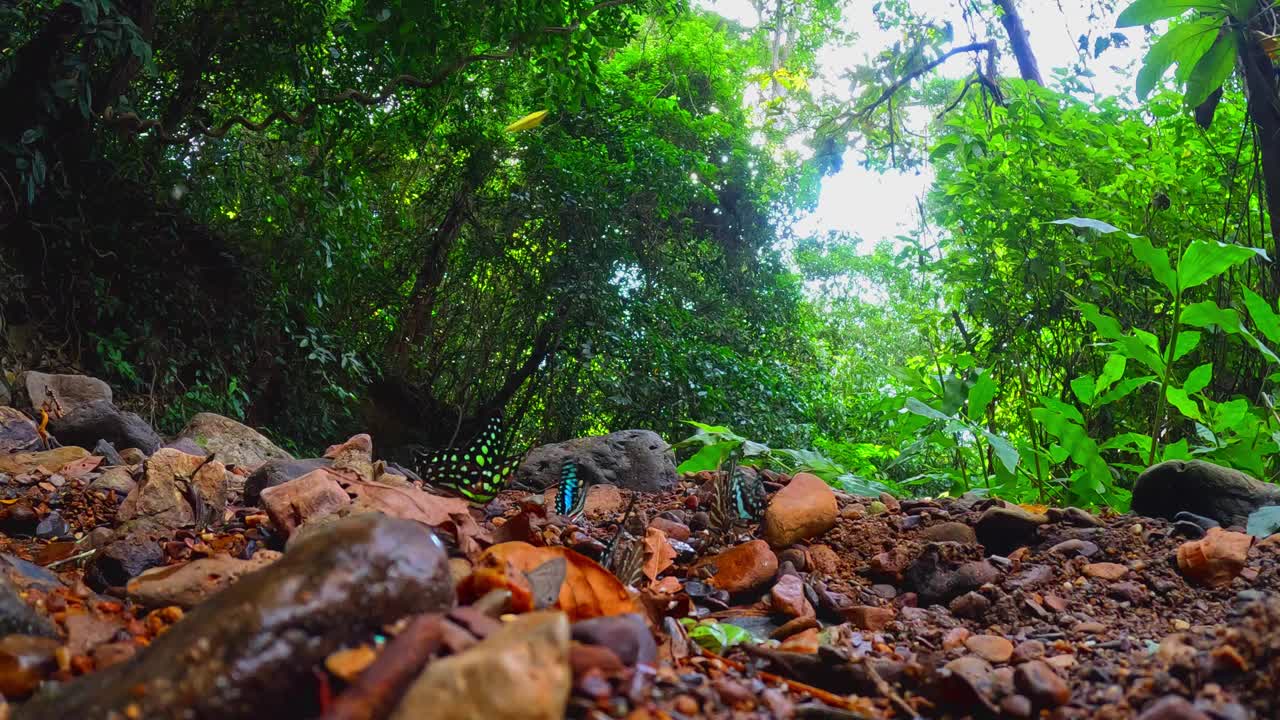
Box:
(708, 448, 767, 538)
(412, 413, 520, 503)
(554, 459, 588, 519)
(602, 495, 647, 588)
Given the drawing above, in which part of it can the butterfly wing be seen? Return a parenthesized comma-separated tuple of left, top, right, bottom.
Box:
(555, 459, 587, 518)
(414, 414, 519, 503)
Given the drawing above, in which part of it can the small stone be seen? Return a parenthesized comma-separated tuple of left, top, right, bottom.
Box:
(922, 521, 977, 544)
(1072, 621, 1107, 635)
(778, 627, 819, 653)
(570, 613, 656, 667)
(877, 492, 900, 512)
(1011, 640, 1045, 664)
(84, 531, 165, 590)
(0, 502, 39, 536)
(90, 641, 136, 670)
(1172, 619, 1191, 631)
(761, 473, 837, 547)
(942, 627, 971, 650)
(126, 551, 282, 608)
(89, 466, 137, 498)
(1176, 527, 1252, 588)
(1137, 695, 1210, 720)
(1049, 539, 1099, 558)
(1001, 694, 1034, 719)
(842, 605, 895, 631)
(583, 484, 625, 518)
(965, 634, 1014, 664)
(867, 500, 888, 515)
(259, 468, 351, 537)
(648, 517, 690, 541)
(841, 504, 866, 520)
(34, 511, 68, 539)
(674, 695, 700, 715)
(975, 506, 1048, 554)
(777, 547, 808, 572)
(770, 574, 814, 619)
(1082, 562, 1129, 581)
(949, 591, 991, 619)
(690, 540, 778, 593)
(1014, 660, 1069, 708)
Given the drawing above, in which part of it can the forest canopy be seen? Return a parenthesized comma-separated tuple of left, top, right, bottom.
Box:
(5, 0, 1280, 510)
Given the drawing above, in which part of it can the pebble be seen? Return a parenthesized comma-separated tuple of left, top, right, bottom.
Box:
(648, 517, 690, 541)
(571, 613, 657, 668)
(1176, 527, 1252, 588)
(965, 634, 1014, 664)
(949, 591, 991, 619)
(1137, 695, 1211, 720)
(1082, 562, 1129, 581)
(842, 605, 895, 631)
(807, 544, 839, 575)
(0, 634, 61, 699)
(770, 574, 814, 618)
(922, 521, 978, 544)
(1049, 539, 1099, 558)
(258, 468, 351, 537)
(1014, 659, 1070, 708)
(975, 505, 1048, 553)
(1011, 640, 1046, 664)
(1000, 694, 1034, 718)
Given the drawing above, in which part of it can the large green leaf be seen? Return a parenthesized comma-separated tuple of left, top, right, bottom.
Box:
(1096, 354, 1128, 394)
(1116, 0, 1203, 27)
(1184, 30, 1238, 109)
(967, 371, 998, 422)
(1178, 240, 1267, 290)
(676, 441, 737, 473)
(1242, 286, 1280, 344)
(1184, 363, 1213, 394)
(1096, 376, 1156, 405)
(1170, 330, 1201, 362)
(1128, 235, 1177, 293)
(1166, 385, 1202, 421)
(1180, 300, 1244, 331)
(1051, 217, 1134, 236)
(904, 397, 952, 422)
(981, 430, 1020, 474)
(1070, 375, 1096, 405)
(1136, 17, 1223, 99)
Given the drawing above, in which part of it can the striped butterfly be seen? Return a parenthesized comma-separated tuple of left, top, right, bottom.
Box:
(709, 448, 766, 537)
(412, 413, 520, 503)
(554, 459, 588, 520)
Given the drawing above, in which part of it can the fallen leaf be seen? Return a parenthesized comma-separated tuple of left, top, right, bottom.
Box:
(59, 455, 104, 480)
(651, 576, 683, 594)
(465, 542, 637, 621)
(326, 645, 379, 682)
(642, 527, 677, 583)
(345, 478, 492, 554)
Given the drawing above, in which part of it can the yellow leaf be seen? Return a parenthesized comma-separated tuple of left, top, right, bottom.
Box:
(504, 110, 549, 133)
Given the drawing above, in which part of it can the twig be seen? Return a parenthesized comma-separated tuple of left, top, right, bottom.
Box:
(852, 41, 998, 122)
(318, 614, 445, 720)
(44, 548, 97, 569)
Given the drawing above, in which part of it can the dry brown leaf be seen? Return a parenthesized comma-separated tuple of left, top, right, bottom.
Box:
(59, 455, 104, 480)
(469, 542, 638, 621)
(641, 527, 677, 583)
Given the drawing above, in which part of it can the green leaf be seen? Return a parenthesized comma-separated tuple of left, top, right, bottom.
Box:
(1170, 330, 1201, 362)
(1076, 300, 1125, 340)
(1101, 432, 1153, 454)
(1128, 236, 1177, 293)
(1116, 0, 1201, 27)
(981, 430, 1020, 474)
(1184, 363, 1213, 395)
(676, 441, 736, 473)
(1096, 354, 1127, 394)
(1096, 376, 1157, 405)
(1184, 30, 1237, 108)
(1246, 506, 1280, 538)
(1166, 385, 1202, 421)
(1178, 240, 1266, 290)
(1136, 17, 1221, 99)
(903, 397, 953, 422)
(1039, 396, 1085, 425)
(967, 371, 998, 422)
(1180, 301, 1244, 331)
(1070, 375, 1096, 405)
(1242, 286, 1280, 344)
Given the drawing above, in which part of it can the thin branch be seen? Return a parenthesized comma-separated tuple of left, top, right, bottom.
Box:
(852, 40, 997, 122)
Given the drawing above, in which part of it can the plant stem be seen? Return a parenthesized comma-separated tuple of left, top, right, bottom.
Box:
(1148, 286, 1184, 466)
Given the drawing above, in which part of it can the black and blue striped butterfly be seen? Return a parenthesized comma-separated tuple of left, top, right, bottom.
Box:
(412, 413, 520, 503)
(709, 448, 766, 536)
(554, 459, 588, 519)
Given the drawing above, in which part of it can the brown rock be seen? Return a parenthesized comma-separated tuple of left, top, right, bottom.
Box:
(259, 468, 351, 537)
(943, 627, 971, 650)
(1011, 640, 1046, 664)
(64, 612, 123, 656)
(691, 540, 778, 593)
(974, 505, 1048, 554)
(584, 484, 625, 518)
(90, 642, 137, 670)
(176, 413, 292, 471)
(1014, 660, 1069, 708)
(118, 448, 228, 531)
(1082, 562, 1129, 581)
(965, 634, 1014, 664)
(1049, 539, 1099, 557)
(1000, 694, 1033, 719)
(649, 517, 691, 541)
(843, 605, 895, 631)
(1176, 527, 1253, 587)
(126, 550, 282, 608)
(921, 521, 977, 544)
(761, 473, 836, 547)
(391, 611, 570, 720)
(807, 544, 839, 576)
(770, 574, 814, 619)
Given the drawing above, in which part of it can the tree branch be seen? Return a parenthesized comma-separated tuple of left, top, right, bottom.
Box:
(852, 40, 997, 121)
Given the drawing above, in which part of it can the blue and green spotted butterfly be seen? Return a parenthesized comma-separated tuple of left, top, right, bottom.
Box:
(709, 448, 767, 537)
(412, 414, 521, 503)
(554, 459, 588, 519)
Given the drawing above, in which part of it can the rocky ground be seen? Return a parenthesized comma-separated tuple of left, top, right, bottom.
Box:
(0, 372, 1277, 719)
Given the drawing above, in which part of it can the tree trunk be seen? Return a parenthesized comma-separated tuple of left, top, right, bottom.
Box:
(1238, 25, 1280, 262)
(993, 0, 1043, 85)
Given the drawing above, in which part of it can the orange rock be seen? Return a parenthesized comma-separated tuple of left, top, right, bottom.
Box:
(691, 540, 778, 593)
(1176, 527, 1253, 588)
(761, 473, 836, 547)
(966, 634, 1014, 664)
(807, 544, 840, 576)
(778, 627, 820, 653)
(1082, 562, 1129, 581)
(842, 605, 895, 631)
(770, 575, 814, 619)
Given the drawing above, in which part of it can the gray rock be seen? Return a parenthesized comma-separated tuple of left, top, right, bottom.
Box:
(571, 613, 657, 667)
(83, 531, 165, 590)
(0, 406, 42, 453)
(48, 399, 162, 455)
(244, 457, 333, 504)
(0, 574, 58, 638)
(91, 439, 124, 466)
(1133, 460, 1280, 527)
(16, 371, 112, 414)
(19, 514, 453, 720)
(0, 554, 64, 590)
(975, 505, 1048, 555)
(175, 413, 292, 471)
(161, 437, 208, 457)
(516, 429, 676, 493)
(88, 467, 137, 498)
(905, 544, 1000, 606)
